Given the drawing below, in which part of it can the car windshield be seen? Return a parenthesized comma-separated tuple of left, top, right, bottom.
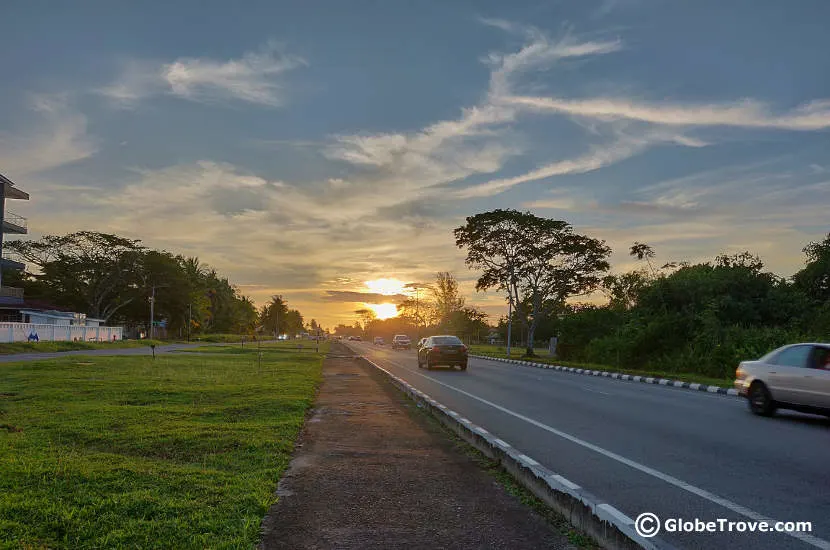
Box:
(431, 336, 462, 346)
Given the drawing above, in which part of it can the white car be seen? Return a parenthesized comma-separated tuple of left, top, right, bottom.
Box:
(373, 337, 384, 346)
(392, 334, 411, 350)
(735, 343, 830, 417)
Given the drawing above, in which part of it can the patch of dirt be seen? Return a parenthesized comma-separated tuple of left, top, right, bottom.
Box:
(258, 345, 576, 550)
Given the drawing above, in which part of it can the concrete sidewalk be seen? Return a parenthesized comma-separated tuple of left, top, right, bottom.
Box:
(258, 345, 578, 550)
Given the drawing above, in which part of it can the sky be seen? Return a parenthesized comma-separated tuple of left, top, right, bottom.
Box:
(1, 0, 828, 327)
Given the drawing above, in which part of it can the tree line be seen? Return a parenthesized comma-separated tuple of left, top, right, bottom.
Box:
(4, 231, 288, 337)
(453, 209, 830, 379)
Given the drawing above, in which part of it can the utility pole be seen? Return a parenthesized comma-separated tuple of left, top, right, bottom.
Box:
(506, 293, 513, 357)
(148, 283, 169, 340)
(187, 302, 192, 342)
(149, 286, 156, 340)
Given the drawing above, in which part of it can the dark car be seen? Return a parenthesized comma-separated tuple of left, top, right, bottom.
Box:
(417, 335, 468, 371)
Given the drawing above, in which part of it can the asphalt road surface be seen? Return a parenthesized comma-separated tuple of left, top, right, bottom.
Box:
(348, 341, 830, 550)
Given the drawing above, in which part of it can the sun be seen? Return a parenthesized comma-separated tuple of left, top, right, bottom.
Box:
(366, 303, 398, 320)
(365, 278, 407, 296)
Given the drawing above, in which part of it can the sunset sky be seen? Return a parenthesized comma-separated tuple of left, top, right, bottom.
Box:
(1, 1, 828, 327)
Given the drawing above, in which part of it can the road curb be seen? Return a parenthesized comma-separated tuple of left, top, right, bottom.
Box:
(354, 352, 678, 550)
(470, 354, 740, 397)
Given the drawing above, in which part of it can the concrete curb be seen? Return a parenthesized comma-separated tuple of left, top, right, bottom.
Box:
(356, 353, 678, 550)
(470, 354, 740, 397)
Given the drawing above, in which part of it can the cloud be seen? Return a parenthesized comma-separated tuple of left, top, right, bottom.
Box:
(505, 95, 830, 131)
(456, 125, 704, 198)
(321, 290, 409, 304)
(98, 41, 306, 107)
(325, 23, 623, 206)
(0, 94, 97, 177)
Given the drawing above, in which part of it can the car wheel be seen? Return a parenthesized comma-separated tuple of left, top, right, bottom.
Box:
(460, 362, 467, 371)
(748, 382, 776, 416)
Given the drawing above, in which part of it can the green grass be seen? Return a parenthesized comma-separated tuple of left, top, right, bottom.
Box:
(468, 344, 733, 388)
(189, 334, 252, 344)
(0, 344, 328, 549)
(179, 341, 327, 355)
(0, 339, 166, 356)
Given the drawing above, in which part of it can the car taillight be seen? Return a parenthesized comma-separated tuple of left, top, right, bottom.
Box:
(735, 365, 745, 379)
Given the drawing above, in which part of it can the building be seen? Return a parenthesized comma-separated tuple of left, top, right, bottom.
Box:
(0, 172, 122, 342)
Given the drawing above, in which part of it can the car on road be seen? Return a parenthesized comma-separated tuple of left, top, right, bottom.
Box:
(373, 336, 384, 346)
(417, 335, 468, 371)
(392, 334, 411, 350)
(735, 342, 830, 417)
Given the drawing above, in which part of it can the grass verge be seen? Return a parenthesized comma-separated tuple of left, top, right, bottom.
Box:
(178, 341, 327, 355)
(0, 344, 327, 549)
(0, 340, 166, 356)
(468, 344, 733, 388)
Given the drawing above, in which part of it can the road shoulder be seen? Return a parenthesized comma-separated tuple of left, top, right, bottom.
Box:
(258, 344, 580, 549)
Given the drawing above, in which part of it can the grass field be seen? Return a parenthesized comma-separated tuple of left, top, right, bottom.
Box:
(0, 340, 167, 356)
(0, 341, 327, 549)
(468, 344, 733, 388)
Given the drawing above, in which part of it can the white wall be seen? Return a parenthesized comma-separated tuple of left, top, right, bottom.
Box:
(0, 323, 123, 343)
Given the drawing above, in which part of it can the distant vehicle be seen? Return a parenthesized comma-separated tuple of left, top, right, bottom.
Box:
(417, 335, 468, 371)
(392, 334, 411, 350)
(373, 336, 384, 346)
(735, 343, 830, 417)
(353, 335, 362, 341)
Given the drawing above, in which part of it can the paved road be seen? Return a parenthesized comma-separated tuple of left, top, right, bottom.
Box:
(348, 342, 830, 550)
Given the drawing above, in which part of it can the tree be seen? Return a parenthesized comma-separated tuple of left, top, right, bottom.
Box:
(429, 272, 465, 328)
(456, 209, 611, 356)
(630, 242, 658, 277)
(354, 308, 376, 334)
(260, 295, 289, 335)
(6, 231, 145, 321)
(602, 270, 650, 311)
(284, 309, 304, 336)
(793, 233, 830, 305)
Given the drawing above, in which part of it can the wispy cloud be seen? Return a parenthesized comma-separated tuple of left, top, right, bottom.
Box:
(326, 21, 623, 205)
(0, 94, 97, 177)
(505, 95, 830, 131)
(456, 126, 705, 198)
(98, 41, 306, 108)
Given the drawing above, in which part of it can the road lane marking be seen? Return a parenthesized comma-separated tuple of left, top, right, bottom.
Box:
(580, 386, 612, 396)
(372, 353, 830, 550)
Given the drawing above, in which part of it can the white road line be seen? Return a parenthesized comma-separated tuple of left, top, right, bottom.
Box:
(373, 353, 830, 550)
(580, 386, 612, 396)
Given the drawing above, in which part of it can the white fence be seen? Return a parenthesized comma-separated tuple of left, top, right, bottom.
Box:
(0, 323, 123, 343)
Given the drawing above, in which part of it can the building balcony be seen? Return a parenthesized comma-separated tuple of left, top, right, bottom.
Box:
(0, 286, 24, 300)
(2, 212, 27, 234)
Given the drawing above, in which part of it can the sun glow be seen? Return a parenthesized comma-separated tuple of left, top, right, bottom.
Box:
(366, 303, 399, 320)
(364, 278, 407, 296)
